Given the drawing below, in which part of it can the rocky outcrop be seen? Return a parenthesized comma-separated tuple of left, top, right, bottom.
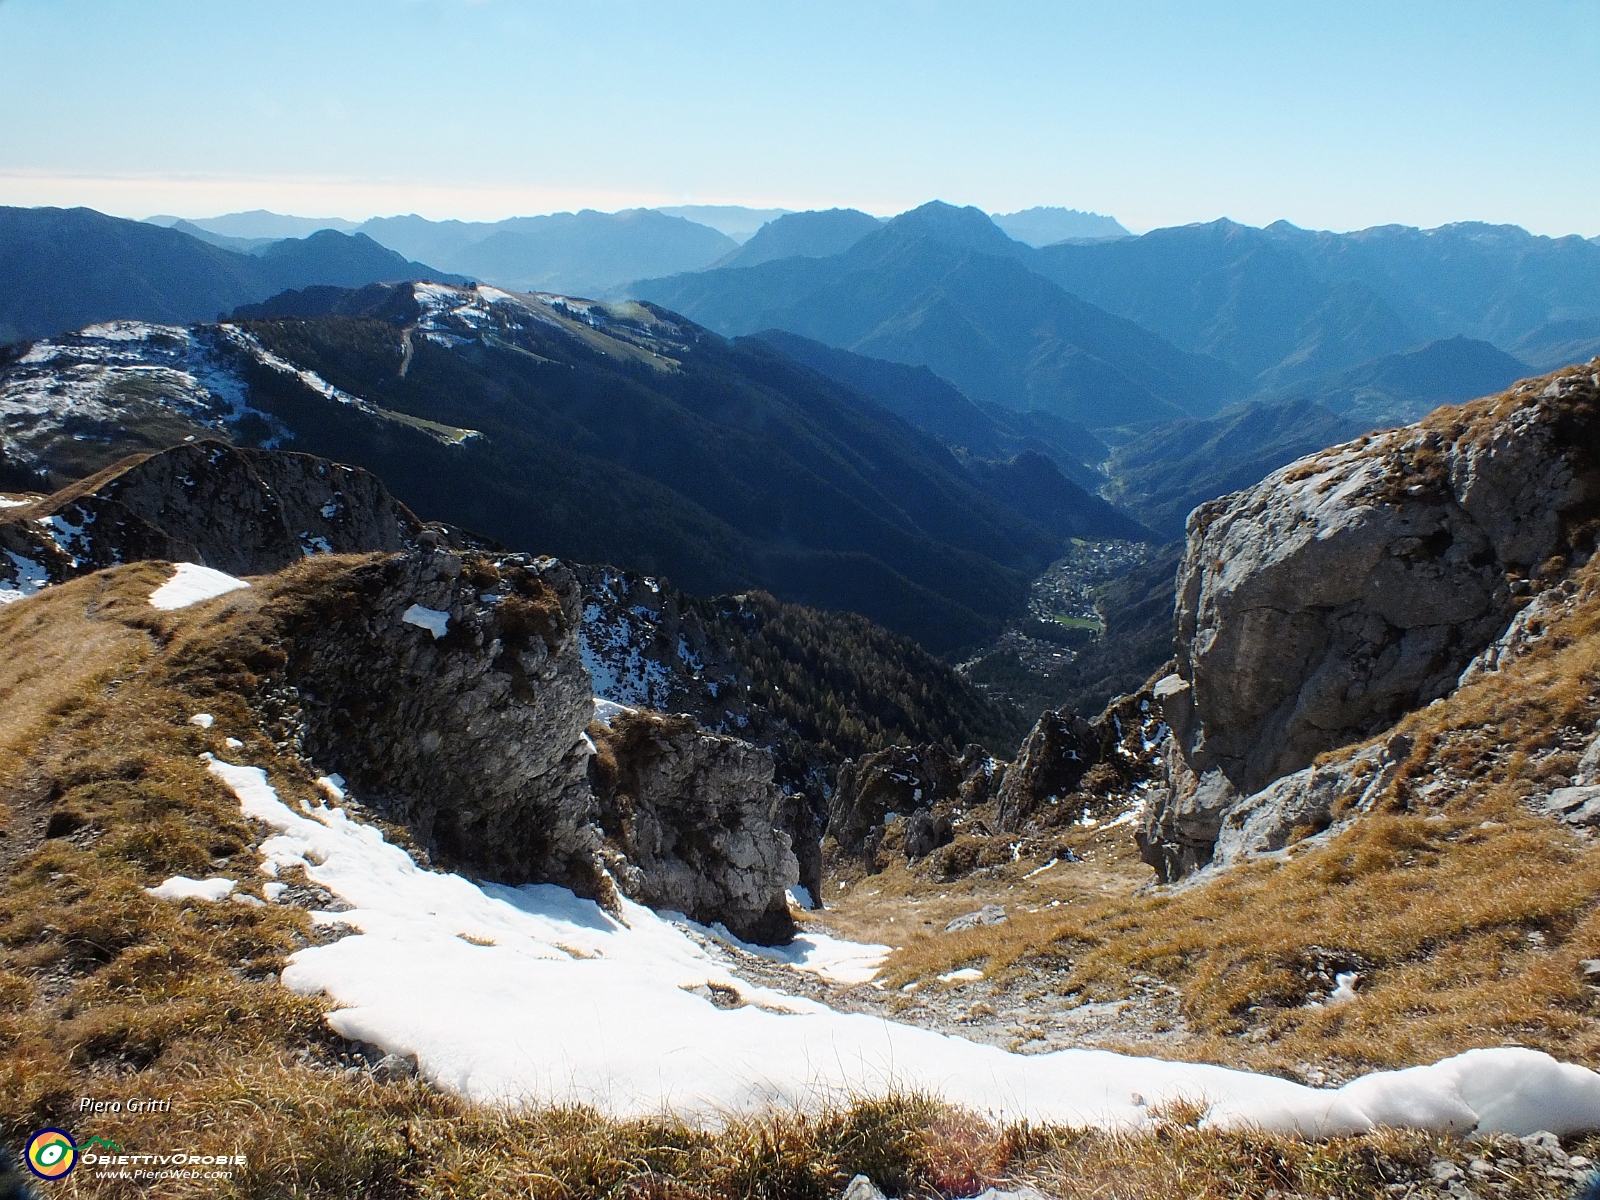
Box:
(1140, 362, 1600, 880)
(268, 548, 803, 942)
(0, 440, 466, 594)
(1171, 366, 1600, 799)
(992, 683, 1173, 834)
(278, 548, 607, 897)
(828, 743, 999, 861)
(588, 710, 799, 943)
(992, 711, 1098, 831)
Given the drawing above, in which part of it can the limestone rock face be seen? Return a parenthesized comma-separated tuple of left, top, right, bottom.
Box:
(1140, 363, 1600, 880)
(281, 549, 607, 898)
(589, 710, 799, 943)
(1174, 368, 1600, 798)
(0, 439, 465, 594)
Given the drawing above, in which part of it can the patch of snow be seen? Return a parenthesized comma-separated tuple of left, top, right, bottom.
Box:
(202, 758, 1600, 1135)
(401, 604, 450, 639)
(225, 737, 244, 750)
(592, 698, 633, 727)
(0, 549, 49, 604)
(700, 919, 888, 986)
(938, 967, 985, 984)
(148, 563, 251, 610)
(145, 875, 236, 902)
(263, 882, 288, 903)
(0, 497, 31, 508)
(300, 533, 334, 556)
(1329, 972, 1361, 1004)
(787, 885, 814, 910)
(189, 713, 215, 729)
(1024, 858, 1059, 879)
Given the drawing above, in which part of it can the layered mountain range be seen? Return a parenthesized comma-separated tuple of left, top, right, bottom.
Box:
(0, 281, 1144, 652)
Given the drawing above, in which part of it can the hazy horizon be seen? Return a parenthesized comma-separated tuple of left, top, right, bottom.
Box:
(3, 1, 1597, 238)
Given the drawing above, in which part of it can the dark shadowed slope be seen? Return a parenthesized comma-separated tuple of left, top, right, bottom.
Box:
(1, 282, 1156, 651)
(747, 328, 1110, 489)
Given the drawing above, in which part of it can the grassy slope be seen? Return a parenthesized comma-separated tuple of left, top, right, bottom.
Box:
(824, 551, 1600, 1084)
(0, 560, 1571, 1197)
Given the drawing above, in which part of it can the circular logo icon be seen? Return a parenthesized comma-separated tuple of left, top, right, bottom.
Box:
(26, 1128, 78, 1179)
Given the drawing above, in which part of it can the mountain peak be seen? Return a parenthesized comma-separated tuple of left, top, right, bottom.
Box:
(878, 201, 1023, 257)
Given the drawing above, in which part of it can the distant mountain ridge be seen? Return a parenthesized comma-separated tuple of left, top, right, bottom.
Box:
(992, 207, 1130, 246)
(633, 201, 1245, 430)
(1261, 335, 1532, 427)
(0, 207, 464, 345)
(711, 209, 885, 270)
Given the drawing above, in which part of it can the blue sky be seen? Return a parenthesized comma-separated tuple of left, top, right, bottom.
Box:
(2, 0, 1596, 234)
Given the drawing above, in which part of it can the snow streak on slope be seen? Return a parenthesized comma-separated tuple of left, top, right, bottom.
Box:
(205, 757, 1600, 1137)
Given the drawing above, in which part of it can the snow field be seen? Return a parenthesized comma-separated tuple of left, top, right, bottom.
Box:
(191, 756, 1600, 1137)
(148, 563, 251, 610)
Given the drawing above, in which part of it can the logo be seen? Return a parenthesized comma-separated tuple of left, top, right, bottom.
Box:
(26, 1128, 77, 1179)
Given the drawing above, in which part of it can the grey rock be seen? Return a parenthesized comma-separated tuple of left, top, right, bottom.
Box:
(1458, 582, 1582, 688)
(275, 549, 801, 942)
(902, 808, 954, 860)
(286, 549, 609, 900)
(1519, 1131, 1569, 1165)
(1136, 744, 1235, 881)
(839, 1176, 886, 1200)
(589, 709, 799, 943)
(994, 710, 1097, 831)
(1175, 373, 1600, 799)
(1576, 727, 1600, 787)
(0, 439, 474, 593)
(829, 743, 997, 859)
(1546, 786, 1600, 826)
(1144, 729, 1416, 883)
(371, 1053, 418, 1083)
(1206, 744, 1389, 871)
(946, 904, 1007, 932)
(1144, 368, 1600, 878)
(1431, 1159, 1464, 1184)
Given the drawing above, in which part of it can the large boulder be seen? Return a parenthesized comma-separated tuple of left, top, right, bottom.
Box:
(588, 710, 800, 943)
(992, 711, 1098, 831)
(1174, 366, 1600, 794)
(1142, 362, 1600, 879)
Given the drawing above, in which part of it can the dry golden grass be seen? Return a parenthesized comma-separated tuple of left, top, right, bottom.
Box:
(828, 559, 1600, 1079)
(0, 555, 1593, 1196)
